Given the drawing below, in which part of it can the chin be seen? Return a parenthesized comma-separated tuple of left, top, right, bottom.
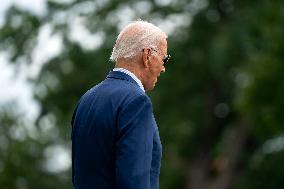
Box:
(150, 83, 156, 91)
(145, 80, 157, 91)
(145, 84, 155, 91)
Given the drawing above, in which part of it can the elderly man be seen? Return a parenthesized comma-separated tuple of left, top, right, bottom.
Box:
(71, 20, 170, 189)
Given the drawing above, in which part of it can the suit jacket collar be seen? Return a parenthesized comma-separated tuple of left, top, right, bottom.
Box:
(106, 71, 141, 88)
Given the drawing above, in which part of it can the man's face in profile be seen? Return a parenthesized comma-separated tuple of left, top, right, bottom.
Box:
(144, 38, 168, 91)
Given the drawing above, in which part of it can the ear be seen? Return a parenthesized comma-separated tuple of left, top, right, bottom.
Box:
(142, 48, 151, 68)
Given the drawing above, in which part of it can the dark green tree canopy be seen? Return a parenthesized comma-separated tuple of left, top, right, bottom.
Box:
(1, 0, 284, 188)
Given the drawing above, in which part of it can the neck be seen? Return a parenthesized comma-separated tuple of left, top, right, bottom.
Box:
(115, 60, 144, 84)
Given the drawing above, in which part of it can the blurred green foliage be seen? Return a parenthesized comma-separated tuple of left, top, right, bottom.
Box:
(1, 0, 284, 188)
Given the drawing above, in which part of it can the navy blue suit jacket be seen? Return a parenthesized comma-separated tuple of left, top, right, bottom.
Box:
(71, 71, 162, 189)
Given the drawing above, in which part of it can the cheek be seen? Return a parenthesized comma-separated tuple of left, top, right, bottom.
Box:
(149, 61, 162, 78)
(156, 66, 163, 76)
(154, 64, 162, 74)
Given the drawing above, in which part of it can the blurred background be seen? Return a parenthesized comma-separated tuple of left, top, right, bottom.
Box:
(1, 0, 284, 188)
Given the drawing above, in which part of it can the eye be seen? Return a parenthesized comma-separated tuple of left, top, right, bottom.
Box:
(163, 54, 171, 66)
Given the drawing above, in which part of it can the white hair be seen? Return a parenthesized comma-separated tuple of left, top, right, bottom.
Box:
(110, 20, 167, 62)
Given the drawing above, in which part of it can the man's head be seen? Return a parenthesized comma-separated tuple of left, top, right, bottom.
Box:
(110, 20, 169, 91)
